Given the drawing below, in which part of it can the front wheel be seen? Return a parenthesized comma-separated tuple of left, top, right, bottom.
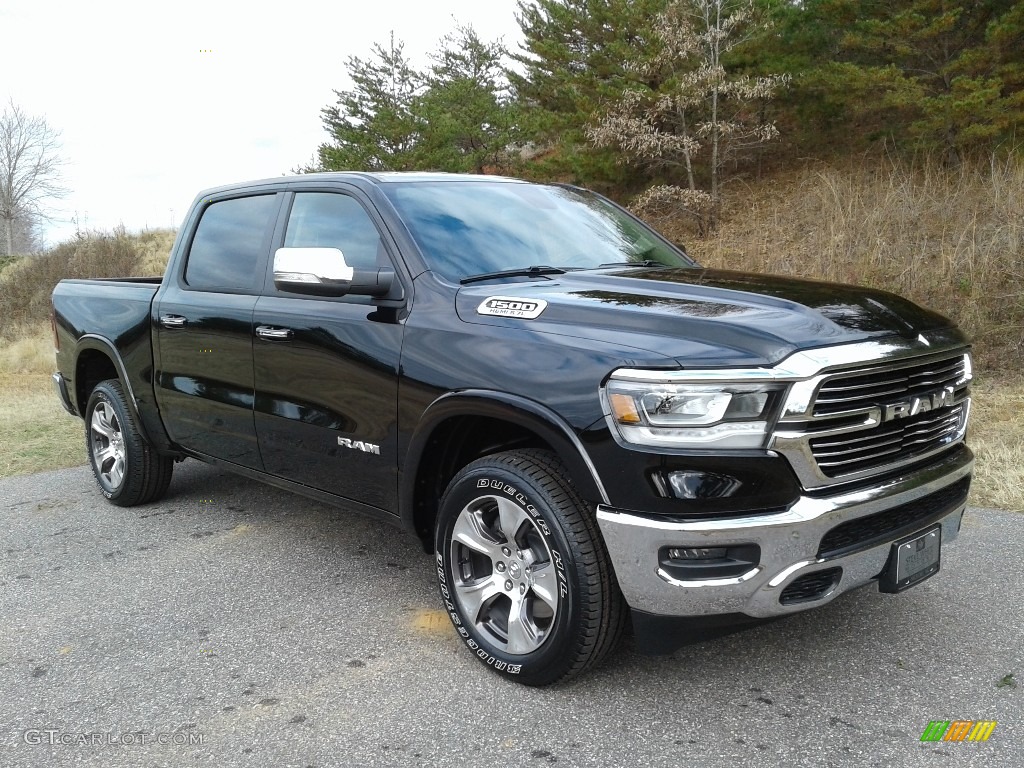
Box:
(435, 449, 625, 685)
(85, 379, 173, 506)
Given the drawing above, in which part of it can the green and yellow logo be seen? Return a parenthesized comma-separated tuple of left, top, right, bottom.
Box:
(920, 720, 997, 742)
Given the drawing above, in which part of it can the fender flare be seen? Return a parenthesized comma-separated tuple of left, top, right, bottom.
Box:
(73, 335, 161, 448)
(399, 389, 610, 534)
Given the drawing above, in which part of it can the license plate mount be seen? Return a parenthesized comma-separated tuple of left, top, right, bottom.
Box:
(879, 525, 941, 593)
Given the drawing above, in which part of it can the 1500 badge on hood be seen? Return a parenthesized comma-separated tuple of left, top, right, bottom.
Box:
(477, 296, 548, 319)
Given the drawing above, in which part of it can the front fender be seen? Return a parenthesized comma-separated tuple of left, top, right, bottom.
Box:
(399, 390, 610, 533)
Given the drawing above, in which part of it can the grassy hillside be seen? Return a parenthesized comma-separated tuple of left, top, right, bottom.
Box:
(0, 227, 176, 343)
(688, 156, 1023, 378)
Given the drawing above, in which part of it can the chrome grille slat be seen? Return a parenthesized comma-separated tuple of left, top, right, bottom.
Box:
(815, 386, 906, 403)
(811, 438, 901, 456)
(818, 379, 906, 394)
(813, 432, 904, 452)
(817, 446, 903, 468)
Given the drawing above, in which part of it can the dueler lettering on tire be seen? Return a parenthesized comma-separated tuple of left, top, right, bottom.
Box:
(85, 379, 174, 507)
(434, 449, 625, 686)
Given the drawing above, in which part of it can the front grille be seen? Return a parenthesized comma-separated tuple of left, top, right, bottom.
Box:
(810, 403, 966, 478)
(817, 476, 971, 559)
(772, 345, 972, 490)
(780, 568, 842, 605)
(813, 354, 967, 416)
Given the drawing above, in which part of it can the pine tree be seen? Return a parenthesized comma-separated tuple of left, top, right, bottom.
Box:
(511, 0, 669, 187)
(417, 25, 521, 174)
(314, 34, 423, 172)
(806, 0, 1024, 161)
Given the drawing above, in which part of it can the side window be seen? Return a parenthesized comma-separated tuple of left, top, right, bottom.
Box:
(185, 195, 277, 291)
(284, 193, 381, 270)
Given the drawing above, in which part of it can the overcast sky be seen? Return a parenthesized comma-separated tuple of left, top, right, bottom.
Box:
(1, 0, 523, 247)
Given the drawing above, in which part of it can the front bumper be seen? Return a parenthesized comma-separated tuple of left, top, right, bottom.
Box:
(596, 446, 973, 619)
(52, 372, 77, 416)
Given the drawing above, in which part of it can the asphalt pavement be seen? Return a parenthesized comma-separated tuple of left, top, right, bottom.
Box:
(1, 460, 1021, 767)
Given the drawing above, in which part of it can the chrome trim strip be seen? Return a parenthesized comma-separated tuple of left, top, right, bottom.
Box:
(656, 565, 762, 589)
(608, 335, 968, 384)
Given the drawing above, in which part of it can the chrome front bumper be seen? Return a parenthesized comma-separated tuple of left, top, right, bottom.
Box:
(596, 447, 973, 619)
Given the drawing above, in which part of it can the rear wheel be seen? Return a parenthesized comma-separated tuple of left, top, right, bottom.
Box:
(435, 449, 625, 685)
(85, 379, 173, 506)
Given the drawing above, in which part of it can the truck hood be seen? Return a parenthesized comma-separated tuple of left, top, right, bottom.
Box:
(455, 267, 955, 368)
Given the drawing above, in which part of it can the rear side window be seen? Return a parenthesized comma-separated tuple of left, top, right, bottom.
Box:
(184, 195, 277, 291)
(284, 193, 381, 270)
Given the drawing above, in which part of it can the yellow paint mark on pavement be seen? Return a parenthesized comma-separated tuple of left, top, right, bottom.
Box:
(410, 609, 454, 637)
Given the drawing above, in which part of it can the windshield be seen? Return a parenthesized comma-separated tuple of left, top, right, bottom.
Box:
(382, 180, 694, 282)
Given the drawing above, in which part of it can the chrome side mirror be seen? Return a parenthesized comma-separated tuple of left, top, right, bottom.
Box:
(273, 247, 394, 297)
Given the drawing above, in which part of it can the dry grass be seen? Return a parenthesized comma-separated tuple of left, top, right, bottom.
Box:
(0, 373, 84, 477)
(688, 156, 1024, 377)
(0, 326, 55, 374)
(967, 380, 1024, 512)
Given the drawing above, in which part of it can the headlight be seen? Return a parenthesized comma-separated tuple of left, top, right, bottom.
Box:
(603, 377, 787, 449)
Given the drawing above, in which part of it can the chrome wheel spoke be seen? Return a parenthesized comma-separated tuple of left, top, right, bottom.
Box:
(451, 508, 503, 561)
(91, 407, 114, 440)
(506, 597, 540, 655)
(529, 562, 559, 612)
(495, 496, 530, 546)
(454, 576, 503, 623)
(108, 454, 125, 487)
(94, 444, 115, 466)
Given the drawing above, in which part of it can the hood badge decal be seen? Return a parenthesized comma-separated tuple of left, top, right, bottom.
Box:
(477, 296, 548, 319)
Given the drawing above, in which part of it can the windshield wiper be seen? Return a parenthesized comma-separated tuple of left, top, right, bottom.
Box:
(591, 260, 668, 269)
(460, 265, 570, 285)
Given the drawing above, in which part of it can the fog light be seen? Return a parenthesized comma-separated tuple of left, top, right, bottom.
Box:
(667, 470, 742, 500)
(667, 547, 728, 561)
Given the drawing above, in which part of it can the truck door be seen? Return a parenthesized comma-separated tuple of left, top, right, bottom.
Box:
(252, 190, 404, 512)
(154, 192, 282, 469)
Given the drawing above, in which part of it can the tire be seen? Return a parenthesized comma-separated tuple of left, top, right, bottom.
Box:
(85, 379, 173, 507)
(435, 449, 626, 686)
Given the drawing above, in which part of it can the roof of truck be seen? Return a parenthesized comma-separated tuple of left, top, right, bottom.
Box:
(196, 171, 529, 198)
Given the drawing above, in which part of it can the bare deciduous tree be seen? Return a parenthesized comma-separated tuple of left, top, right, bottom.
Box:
(588, 0, 788, 233)
(0, 100, 67, 256)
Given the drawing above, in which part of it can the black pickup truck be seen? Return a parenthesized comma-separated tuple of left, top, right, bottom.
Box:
(51, 173, 974, 685)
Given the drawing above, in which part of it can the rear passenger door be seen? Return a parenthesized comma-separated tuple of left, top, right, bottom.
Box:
(154, 191, 282, 468)
(252, 188, 405, 512)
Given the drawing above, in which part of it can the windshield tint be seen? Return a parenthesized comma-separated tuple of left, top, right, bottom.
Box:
(382, 181, 693, 282)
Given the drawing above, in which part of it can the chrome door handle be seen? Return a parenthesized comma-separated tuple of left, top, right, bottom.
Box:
(256, 325, 293, 340)
(159, 314, 187, 329)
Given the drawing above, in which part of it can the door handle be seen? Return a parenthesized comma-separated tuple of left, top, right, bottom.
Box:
(256, 325, 293, 340)
(159, 314, 187, 329)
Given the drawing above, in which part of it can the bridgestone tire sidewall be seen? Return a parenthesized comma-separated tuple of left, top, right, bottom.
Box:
(86, 385, 129, 501)
(435, 464, 581, 683)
